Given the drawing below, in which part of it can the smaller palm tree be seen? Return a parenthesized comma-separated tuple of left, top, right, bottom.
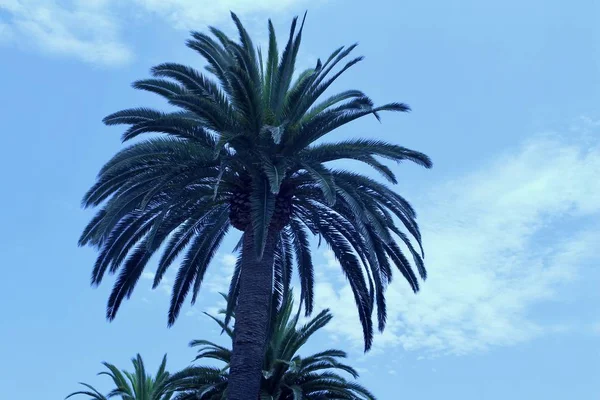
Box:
(169, 292, 376, 399)
(66, 354, 173, 400)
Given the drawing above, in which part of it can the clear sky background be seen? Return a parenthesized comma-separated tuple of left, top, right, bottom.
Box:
(1, 0, 599, 399)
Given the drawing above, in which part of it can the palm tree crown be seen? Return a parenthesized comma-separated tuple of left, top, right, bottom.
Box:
(169, 293, 376, 399)
(66, 354, 172, 400)
(79, 11, 432, 351)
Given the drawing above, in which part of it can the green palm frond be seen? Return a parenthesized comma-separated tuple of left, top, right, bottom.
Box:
(168, 292, 376, 399)
(66, 355, 173, 400)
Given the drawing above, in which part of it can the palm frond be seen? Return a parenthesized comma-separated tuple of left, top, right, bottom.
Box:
(168, 207, 230, 324)
(172, 291, 376, 399)
(68, 355, 172, 400)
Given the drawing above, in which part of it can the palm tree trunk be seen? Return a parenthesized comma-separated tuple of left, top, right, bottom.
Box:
(228, 228, 277, 400)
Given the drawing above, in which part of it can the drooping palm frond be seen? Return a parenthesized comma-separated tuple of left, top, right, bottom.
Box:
(168, 292, 376, 400)
(81, 11, 432, 351)
(66, 354, 173, 400)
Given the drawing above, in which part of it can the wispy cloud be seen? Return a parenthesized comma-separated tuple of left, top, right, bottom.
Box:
(141, 271, 155, 281)
(0, 0, 132, 66)
(0, 0, 315, 65)
(131, 0, 311, 30)
(314, 121, 600, 356)
(204, 253, 237, 295)
(0, 21, 14, 42)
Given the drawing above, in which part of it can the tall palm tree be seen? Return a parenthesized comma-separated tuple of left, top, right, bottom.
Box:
(168, 293, 376, 399)
(79, 11, 431, 399)
(66, 354, 172, 400)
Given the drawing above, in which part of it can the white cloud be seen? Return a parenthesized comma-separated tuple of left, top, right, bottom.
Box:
(131, 0, 311, 30)
(0, 0, 315, 65)
(0, 0, 132, 66)
(0, 21, 14, 42)
(593, 323, 600, 335)
(354, 366, 368, 374)
(141, 271, 155, 280)
(204, 253, 237, 295)
(314, 124, 600, 356)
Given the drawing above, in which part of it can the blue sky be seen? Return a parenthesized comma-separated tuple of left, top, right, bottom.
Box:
(1, 0, 599, 398)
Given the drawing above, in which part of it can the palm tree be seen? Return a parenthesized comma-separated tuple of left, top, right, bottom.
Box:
(168, 293, 376, 399)
(66, 354, 172, 400)
(79, 11, 432, 399)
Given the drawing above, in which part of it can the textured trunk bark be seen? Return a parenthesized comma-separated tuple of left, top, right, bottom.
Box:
(227, 229, 277, 400)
